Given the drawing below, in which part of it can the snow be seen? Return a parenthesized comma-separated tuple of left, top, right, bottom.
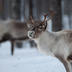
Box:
(62, 15, 70, 29)
(0, 41, 66, 72)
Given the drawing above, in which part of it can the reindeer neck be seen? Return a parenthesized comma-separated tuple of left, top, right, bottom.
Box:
(34, 31, 56, 44)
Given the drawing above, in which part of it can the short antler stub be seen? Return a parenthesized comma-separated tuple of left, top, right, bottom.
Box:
(29, 16, 35, 24)
(43, 10, 55, 22)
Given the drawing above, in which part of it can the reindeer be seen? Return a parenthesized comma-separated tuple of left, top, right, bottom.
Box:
(28, 12, 72, 72)
(0, 19, 31, 55)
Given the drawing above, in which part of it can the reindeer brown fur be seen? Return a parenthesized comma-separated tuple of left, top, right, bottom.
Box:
(0, 20, 30, 55)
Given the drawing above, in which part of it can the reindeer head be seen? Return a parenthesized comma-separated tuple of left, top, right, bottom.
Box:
(28, 10, 55, 39)
(27, 16, 50, 39)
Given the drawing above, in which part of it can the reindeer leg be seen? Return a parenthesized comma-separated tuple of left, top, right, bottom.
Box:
(55, 55, 71, 72)
(11, 40, 15, 56)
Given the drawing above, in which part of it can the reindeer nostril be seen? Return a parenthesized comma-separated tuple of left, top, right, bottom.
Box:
(28, 31, 35, 38)
(31, 32, 33, 34)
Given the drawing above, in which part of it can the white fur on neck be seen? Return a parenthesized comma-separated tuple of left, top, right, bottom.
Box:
(33, 31, 70, 59)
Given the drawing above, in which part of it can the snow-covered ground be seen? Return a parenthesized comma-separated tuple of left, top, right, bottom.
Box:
(0, 41, 66, 72)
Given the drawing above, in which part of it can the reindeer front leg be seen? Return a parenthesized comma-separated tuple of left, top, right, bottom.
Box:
(55, 55, 71, 72)
(11, 40, 15, 55)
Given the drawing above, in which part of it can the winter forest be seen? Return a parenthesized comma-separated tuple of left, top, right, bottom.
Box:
(0, 0, 72, 72)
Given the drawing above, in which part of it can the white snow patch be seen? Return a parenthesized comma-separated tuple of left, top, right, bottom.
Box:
(0, 41, 66, 72)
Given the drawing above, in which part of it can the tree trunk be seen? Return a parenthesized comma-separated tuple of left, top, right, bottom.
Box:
(50, 0, 62, 31)
(11, 0, 21, 19)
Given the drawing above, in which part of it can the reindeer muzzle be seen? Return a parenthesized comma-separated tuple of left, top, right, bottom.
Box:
(28, 31, 35, 39)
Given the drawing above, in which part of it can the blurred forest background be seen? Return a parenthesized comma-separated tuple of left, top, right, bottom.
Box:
(0, 0, 72, 48)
